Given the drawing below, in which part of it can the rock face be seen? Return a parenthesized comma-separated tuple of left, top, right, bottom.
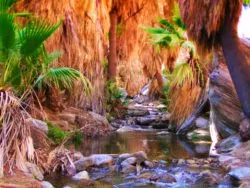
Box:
(209, 51, 242, 138)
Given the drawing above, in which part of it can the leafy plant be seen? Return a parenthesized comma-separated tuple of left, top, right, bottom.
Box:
(0, 0, 91, 96)
(71, 131, 84, 148)
(47, 122, 68, 144)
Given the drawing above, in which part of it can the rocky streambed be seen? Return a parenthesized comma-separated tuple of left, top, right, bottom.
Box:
(39, 101, 250, 187)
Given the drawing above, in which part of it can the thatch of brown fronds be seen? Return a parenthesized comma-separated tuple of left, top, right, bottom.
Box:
(114, 0, 175, 96)
(0, 90, 36, 177)
(16, 0, 112, 114)
(178, 0, 242, 52)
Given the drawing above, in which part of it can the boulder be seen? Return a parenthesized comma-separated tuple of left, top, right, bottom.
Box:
(74, 157, 94, 172)
(90, 154, 113, 166)
(229, 167, 250, 180)
(121, 165, 136, 174)
(41, 181, 54, 188)
(216, 135, 242, 153)
(158, 173, 176, 183)
(209, 52, 241, 138)
(117, 126, 134, 133)
(72, 171, 90, 180)
(136, 116, 159, 126)
(131, 151, 148, 164)
(121, 157, 137, 167)
(195, 117, 209, 130)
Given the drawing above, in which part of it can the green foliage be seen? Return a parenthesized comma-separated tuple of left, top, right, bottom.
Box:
(47, 122, 68, 144)
(143, 2, 186, 49)
(0, 0, 91, 96)
(243, 0, 250, 5)
(106, 80, 124, 102)
(71, 131, 84, 148)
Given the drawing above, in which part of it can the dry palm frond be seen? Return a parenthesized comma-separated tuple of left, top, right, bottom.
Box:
(0, 90, 35, 177)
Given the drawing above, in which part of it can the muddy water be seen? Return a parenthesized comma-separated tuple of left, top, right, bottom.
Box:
(47, 130, 216, 188)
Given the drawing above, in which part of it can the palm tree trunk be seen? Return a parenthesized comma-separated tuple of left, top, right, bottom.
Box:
(107, 9, 118, 81)
(220, 15, 250, 120)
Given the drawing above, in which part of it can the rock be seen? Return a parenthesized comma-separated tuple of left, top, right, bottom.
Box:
(143, 161, 154, 168)
(187, 129, 211, 141)
(118, 153, 132, 161)
(139, 172, 154, 179)
(157, 131, 170, 136)
(229, 167, 250, 180)
(72, 152, 84, 161)
(121, 165, 136, 174)
(152, 122, 169, 129)
(136, 116, 159, 126)
(58, 113, 76, 125)
(121, 157, 137, 167)
(41, 181, 54, 188)
(140, 84, 150, 96)
(158, 173, 176, 183)
(219, 156, 236, 163)
(74, 157, 94, 172)
(72, 171, 90, 180)
(240, 118, 250, 141)
(216, 135, 242, 153)
(195, 144, 210, 154)
(131, 151, 148, 163)
(90, 154, 113, 166)
(117, 126, 134, 133)
(127, 109, 149, 117)
(26, 118, 48, 133)
(26, 162, 44, 181)
(195, 117, 209, 130)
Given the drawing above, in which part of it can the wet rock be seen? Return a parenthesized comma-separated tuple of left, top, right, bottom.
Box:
(229, 167, 250, 180)
(121, 165, 136, 174)
(26, 162, 44, 181)
(240, 118, 250, 141)
(72, 152, 84, 161)
(74, 157, 94, 171)
(72, 171, 90, 180)
(139, 172, 154, 179)
(142, 161, 154, 168)
(27, 118, 48, 133)
(131, 151, 148, 163)
(195, 117, 209, 130)
(41, 181, 55, 188)
(90, 154, 114, 166)
(127, 109, 149, 117)
(187, 129, 211, 141)
(117, 126, 134, 133)
(152, 122, 169, 129)
(216, 135, 242, 153)
(195, 144, 210, 154)
(118, 153, 132, 162)
(121, 157, 137, 167)
(157, 131, 170, 136)
(136, 116, 159, 126)
(158, 173, 176, 183)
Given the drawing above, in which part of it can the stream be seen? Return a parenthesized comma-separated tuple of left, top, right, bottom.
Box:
(45, 101, 229, 188)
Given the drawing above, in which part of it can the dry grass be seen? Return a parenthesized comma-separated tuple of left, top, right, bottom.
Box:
(0, 90, 36, 177)
(178, 0, 242, 53)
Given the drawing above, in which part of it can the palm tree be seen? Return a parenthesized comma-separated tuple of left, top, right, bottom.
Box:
(178, 0, 250, 138)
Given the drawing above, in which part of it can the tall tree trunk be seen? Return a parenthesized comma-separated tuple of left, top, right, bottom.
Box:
(108, 9, 118, 81)
(220, 15, 250, 120)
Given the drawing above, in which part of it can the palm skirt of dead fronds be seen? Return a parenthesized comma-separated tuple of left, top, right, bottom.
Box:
(0, 90, 35, 177)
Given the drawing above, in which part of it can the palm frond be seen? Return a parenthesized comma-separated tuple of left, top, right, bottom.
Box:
(35, 67, 92, 95)
(0, 13, 15, 60)
(171, 63, 194, 87)
(19, 19, 61, 56)
(0, 0, 17, 12)
(243, 0, 250, 5)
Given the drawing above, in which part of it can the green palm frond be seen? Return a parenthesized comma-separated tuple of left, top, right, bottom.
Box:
(243, 0, 250, 5)
(0, 13, 15, 60)
(0, 0, 17, 12)
(171, 63, 194, 87)
(172, 2, 186, 30)
(35, 68, 92, 95)
(19, 19, 62, 56)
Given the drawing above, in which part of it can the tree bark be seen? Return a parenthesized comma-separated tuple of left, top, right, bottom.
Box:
(220, 16, 250, 121)
(107, 9, 118, 81)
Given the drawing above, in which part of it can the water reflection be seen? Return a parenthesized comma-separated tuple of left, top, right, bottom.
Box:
(76, 131, 211, 160)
